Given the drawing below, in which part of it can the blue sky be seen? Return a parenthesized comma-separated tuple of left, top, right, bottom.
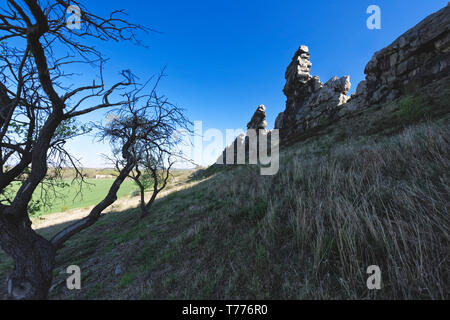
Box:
(64, 0, 448, 167)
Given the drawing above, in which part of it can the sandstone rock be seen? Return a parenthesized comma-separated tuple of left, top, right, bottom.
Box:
(284, 45, 313, 96)
(329, 4, 448, 120)
(354, 80, 367, 97)
(217, 104, 268, 165)
(277, 46, 352, 139)
(360, 4, 450, 105)
(274, 112, 284, 129)
(324, 76, 351, 94)
(247, 104, 267, 131)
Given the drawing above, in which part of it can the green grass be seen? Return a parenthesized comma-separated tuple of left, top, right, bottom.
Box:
(398, 95, 425, 123)
(4, 179, 137, 217)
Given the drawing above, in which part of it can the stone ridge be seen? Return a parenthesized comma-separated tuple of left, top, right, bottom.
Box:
(356, 3, 450, 106)
(276, 3, 450, 140)
(217, 104, 268, 166)
(216, 3, 449, 164)
(275, 44, 351, 139)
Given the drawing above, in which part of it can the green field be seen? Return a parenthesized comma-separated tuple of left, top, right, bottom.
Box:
(7, 179, 137, 216)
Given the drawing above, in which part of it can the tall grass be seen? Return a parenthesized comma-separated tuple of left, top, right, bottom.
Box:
(215, 122, 449, 299)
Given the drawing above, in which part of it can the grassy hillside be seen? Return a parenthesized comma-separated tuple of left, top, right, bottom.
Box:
(0, 77, 449, 299)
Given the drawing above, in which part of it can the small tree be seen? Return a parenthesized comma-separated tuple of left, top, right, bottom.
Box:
(103, 73, 191, 218)
(128, 148, 175, 218)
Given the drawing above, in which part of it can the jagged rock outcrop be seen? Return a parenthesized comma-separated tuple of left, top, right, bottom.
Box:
(275, 45, 351, 139)
(247, 104, 267, 131)
(351, 4, 450, 106)
(217, 105, 268, 165)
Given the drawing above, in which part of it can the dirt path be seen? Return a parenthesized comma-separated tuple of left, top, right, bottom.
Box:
(31, 193, 141, 230)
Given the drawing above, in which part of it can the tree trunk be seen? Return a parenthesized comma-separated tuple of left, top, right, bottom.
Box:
(140, 207, 149, 219)
(141, 191, 158, 219)
(0, 213, 55, 300)
(139, 186, 149, 219)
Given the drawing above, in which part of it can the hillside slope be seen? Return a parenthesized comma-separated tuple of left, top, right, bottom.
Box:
(1, 75, 447, 299)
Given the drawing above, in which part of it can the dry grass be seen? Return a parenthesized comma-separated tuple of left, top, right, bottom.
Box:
(158, 121, 448, 299)
(255, 122, 449, 299)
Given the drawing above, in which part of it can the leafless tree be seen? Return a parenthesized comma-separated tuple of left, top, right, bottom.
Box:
(0, 0, 149, 299)
(103, 72, 191, 218)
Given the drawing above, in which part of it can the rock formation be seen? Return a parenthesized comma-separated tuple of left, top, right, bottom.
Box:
(353, 4, 450, 106)
(247, 104, 267, 131)
(216, 3, 450, 165)
(275, 45, 351, 139)
(217, 105, 268, 165)
(276, 3, 450, 141)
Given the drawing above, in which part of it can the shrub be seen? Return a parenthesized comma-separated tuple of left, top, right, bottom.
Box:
(397, 95, 425, 123)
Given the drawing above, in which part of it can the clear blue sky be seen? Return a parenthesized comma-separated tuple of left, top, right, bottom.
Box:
(64, 0, 448, 167)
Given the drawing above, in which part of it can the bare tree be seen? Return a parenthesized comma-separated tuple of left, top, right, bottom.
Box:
(103, 73, 191, 218)
(0, 0, 148, 299)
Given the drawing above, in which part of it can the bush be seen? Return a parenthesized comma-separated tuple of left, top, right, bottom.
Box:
(397, 95, 425, 123)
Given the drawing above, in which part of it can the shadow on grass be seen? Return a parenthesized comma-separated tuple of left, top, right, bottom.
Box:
(0, 204, 141, 299)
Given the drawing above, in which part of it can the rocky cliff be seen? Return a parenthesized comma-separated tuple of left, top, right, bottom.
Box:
(276, 3, 450, 140)
(359, 4, 450, 106)
(217, 3, 449, 164)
